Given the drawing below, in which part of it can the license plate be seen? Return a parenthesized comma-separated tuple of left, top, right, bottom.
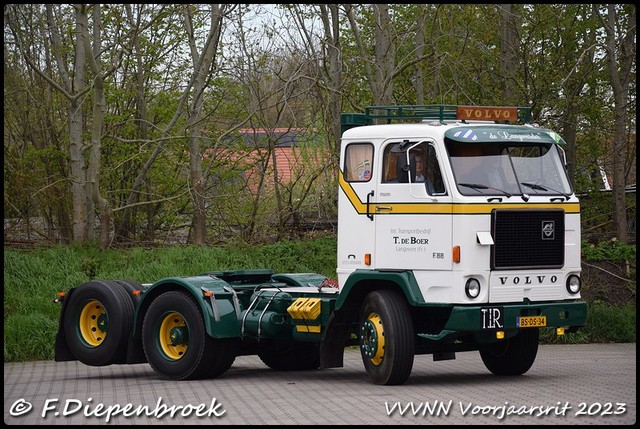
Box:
(517, 315, 547, 328)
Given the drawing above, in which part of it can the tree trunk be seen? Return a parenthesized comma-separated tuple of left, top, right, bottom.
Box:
(115, 5, 151, 243)
(414, 5, 427, 104)
(373, 4, 394, 105)
(80, 4, 113, 249)
(68, 100, 87, 243)
(498, 4, 520, 104)
(597, 4, 634, 243)
(560, 110, 579, 184)
(318, 4, 343, 155)
(271, 144, 284, 239)
(185, 4, 224, 245)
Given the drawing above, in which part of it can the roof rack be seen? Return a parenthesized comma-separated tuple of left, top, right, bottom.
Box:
(340, 104, 532, 133)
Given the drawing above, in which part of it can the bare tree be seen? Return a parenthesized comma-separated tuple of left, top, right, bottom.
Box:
(296, 4, 343, 155)
(114, 6, 218, 245)
(556, 5, 598, 185)
(6, 5, 93, 243)
(414, 5, 428, 104)
(78, 4, 124, 248)
(595, 4, 636, 243)
(345, 4, 394, 106)
(111, 4, 176, 243)
(183, 4, 229, 245)
(344, 5, 439, 107)
(115, 4, 155, 242)
(498, 4, 520, 104)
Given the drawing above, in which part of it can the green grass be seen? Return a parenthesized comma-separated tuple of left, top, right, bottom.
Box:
(540, 301, 636, 344)
(3, 236, 635, 362)
(3, 237, 338, 362)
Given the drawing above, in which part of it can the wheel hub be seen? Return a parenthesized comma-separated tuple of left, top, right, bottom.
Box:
(169, 326, 188, 346)
(78, 299, 108, 347)
(360, 312, 385, 365)
(158, 312, 188, 360)
(97, 313, 109, 332)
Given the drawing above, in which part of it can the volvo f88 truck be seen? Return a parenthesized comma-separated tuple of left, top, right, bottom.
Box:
(55, 105, 587, 385)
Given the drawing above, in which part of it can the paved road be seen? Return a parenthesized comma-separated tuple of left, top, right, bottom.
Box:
(4, 343, 636, 425)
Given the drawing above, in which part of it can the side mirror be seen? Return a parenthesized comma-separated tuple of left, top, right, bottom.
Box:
(557, 146, 567, 167)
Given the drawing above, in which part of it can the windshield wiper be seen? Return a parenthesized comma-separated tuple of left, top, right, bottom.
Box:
(459, 183, 512, 197)
(521, 182, 571, 200)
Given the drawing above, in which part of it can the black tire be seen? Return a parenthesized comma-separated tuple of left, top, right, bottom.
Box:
(359, 289, 415, 385)
(62, 280, 135, 366)
(142, 290, 238, 380)
(113, 280, 143, 308)
(258, 342, 320, 371)
(479, 328, 540, 375)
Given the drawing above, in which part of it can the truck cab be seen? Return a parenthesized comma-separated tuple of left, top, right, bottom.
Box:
(333, 105, 586, 383)
(338, 105, 580, 304)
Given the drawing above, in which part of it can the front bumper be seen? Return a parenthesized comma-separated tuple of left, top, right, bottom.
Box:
(443, 300, 587, 332)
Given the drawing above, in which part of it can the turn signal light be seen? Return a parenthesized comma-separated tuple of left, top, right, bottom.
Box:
(452, 246, 460, 263)
(364, 253, 371, 266)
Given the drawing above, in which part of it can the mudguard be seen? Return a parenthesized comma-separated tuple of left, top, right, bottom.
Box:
(336, 269, 425, 311)
(133, 275, 241, 339)
(54, 287, 77, 362)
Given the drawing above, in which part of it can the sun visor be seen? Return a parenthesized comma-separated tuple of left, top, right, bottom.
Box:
(444, 126, 565, 145)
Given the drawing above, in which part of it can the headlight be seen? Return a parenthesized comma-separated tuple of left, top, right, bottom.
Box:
(566, 275, 581, 294)
(465, 278, 481, 299)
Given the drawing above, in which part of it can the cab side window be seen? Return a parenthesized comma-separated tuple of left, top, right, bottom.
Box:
(382, 142, 447, 195)
(382, 142, 418, 183)
(426, 144, 447, 195)
(344, 143, 373, 182)
(382, 143, 401, 182)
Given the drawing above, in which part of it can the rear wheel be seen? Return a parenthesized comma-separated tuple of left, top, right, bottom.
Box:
(113, 280, 142, 307)
(479, 328, 539, 375)
(359, 290, 414, 385)
(62, 280, 135, 366)
(142, 290, 237, 380)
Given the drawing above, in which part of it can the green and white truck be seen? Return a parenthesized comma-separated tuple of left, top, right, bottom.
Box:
(54, 105, 588, 385)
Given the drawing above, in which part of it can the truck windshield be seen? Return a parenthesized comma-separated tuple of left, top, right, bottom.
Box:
(447, 141, 572, 197)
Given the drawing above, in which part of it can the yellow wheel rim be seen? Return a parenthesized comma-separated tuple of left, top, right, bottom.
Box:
(360, 312, 386, 366)
(79, 300, 108, 347)
(158, 312, 188, 360)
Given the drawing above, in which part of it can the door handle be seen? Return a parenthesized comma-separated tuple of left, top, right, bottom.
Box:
(366, 191, 374, 221)
(375, 205, 392, 211)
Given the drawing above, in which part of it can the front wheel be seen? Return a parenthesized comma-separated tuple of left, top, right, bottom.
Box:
(479, 328, 539, 375)
(142, 290, 237, 380)
(359, 290, 414, 385)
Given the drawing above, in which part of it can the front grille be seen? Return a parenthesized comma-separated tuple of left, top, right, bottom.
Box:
(491, 209, 564, 270)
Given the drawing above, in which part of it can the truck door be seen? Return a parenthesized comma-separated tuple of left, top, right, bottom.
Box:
(337, 142, 376, 274)
(373, 140, 453, 270)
